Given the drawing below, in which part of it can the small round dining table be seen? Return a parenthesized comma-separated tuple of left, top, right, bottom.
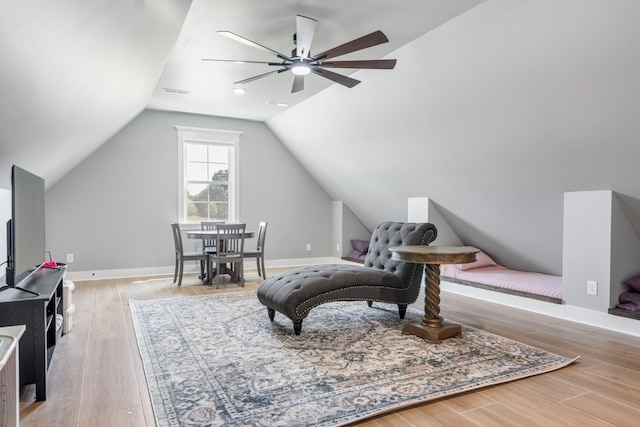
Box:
(185, 229, 255, 284)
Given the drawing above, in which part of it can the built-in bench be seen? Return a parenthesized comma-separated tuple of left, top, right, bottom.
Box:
(439, 251, 563, 304)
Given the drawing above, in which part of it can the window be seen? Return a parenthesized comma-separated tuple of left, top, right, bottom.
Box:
(176, 126, 242, 223)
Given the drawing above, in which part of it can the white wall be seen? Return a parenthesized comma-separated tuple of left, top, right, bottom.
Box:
(45, 110, 334, 275)
(267, 0, 640, 277)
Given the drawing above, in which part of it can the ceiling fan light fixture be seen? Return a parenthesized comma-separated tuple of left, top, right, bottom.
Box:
(291, 62, 311, 76)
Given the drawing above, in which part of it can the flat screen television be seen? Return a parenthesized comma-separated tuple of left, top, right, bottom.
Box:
(5, 165, 46, 287)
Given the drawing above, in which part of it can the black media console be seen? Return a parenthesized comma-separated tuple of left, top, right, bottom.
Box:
(0, 266, 66, 401)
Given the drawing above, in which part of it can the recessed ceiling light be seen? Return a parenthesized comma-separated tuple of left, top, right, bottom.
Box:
(266, 101, 290, 107)
(233, 88, 246, 95)
(162, 88, 191, 95)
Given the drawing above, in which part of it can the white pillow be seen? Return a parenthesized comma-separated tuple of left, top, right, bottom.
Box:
(456, 251, 497, 271)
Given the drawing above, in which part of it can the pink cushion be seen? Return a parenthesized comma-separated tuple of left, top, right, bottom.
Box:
(456, 251, 497, 271)
(439, 263, 562, 299)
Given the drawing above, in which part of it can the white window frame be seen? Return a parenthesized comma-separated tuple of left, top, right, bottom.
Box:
(176, 126, 242, 224)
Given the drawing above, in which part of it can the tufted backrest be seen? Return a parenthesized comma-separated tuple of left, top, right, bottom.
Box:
(364, 222, 437, 287)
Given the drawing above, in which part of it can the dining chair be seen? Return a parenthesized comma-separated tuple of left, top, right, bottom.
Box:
(209, 223, 246, 288)
(201, 220, 224, 255)
(243, 221, 268, 279)
(171, 222, 208, 287)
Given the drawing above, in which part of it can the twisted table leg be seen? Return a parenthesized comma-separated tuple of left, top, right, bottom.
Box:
(422, 264, 443, 328)
(402, 263, 462, 343)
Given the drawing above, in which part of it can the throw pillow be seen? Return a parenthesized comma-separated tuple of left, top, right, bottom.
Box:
(456, 251, 498, 271)
(351, 239, 370, 253)
(625, 274, 640, 292)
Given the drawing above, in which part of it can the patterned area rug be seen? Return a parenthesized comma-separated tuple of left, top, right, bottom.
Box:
(130, 291, 576, 427)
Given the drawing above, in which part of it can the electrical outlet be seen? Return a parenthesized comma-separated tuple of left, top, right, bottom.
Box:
(336, 244, 340, 252)
(67, 253, 74, 263)
(306, 243, 311, 251)
(587, 280, 598, 295)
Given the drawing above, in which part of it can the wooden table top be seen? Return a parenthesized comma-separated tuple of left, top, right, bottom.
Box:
(389, 245, 479, 265)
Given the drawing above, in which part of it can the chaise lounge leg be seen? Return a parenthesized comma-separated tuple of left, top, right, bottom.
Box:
(398, 304, 407, 319)
(267, 308, 275, 321)
(293, 320, 302, 335)
(367, 301, 373, 307)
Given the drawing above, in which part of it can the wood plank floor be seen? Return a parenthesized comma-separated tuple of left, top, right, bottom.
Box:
(19, 268, 640, 426)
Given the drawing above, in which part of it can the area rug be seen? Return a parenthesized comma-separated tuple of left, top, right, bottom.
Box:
(130, 291, 577, 427)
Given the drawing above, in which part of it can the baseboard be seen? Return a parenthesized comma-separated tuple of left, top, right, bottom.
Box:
(65, 263, 640, 338)
(63, 257, 345, 281)
(440, 280, 640, 338)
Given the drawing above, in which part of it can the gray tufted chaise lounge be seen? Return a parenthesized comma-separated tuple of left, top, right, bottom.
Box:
(257, 222, 437, 334)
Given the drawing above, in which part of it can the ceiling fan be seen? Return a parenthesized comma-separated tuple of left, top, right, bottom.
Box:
(202, 15, 397, 93)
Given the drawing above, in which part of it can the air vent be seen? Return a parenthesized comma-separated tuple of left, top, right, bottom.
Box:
(162, 88, 191, 95)
(266, 101, 290, 107)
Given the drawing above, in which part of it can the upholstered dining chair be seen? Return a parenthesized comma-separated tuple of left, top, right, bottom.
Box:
(243, 221, 268, 279)
(209, 223, 246, 288)
(170, 222, 208, 287)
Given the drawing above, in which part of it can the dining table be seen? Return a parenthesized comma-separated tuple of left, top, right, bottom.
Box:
(186, 228, 255, 284)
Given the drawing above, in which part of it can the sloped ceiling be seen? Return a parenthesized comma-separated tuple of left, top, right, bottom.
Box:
(0, 0, 191, 189)
(147, 0, 485, 121)
(0, 0, 484, 191)
(267, 0, 640, 275)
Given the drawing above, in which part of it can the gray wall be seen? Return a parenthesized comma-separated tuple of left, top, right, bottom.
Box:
(45, 110, 333, 274)
(267, 0, 640, 277)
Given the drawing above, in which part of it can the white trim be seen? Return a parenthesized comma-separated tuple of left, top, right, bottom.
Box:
(63, 257, 347, 282)
(63, 262, 640, 338)
(175, 126, 242, 143)
(439, 279, 640, 338)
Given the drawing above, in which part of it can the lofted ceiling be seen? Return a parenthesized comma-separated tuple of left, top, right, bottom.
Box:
(147, 0, 485, 121)
(0, 0, 484, 190)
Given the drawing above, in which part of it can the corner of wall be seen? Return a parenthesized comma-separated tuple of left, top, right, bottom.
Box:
(407, 197, 463, 246)
(332, 201, 371, 257)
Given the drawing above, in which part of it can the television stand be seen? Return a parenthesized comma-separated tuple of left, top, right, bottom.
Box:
(0, 266, 66, 401)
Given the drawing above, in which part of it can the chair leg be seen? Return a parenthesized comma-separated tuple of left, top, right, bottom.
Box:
(293, 320, 302, 335)
(267, 308, 275, 321)
(173, 258, 179, 284)
(234, 261, 244, 286)
(398, 304, 408, 319)
(215, 259, 221, 289)
(177, 258, 184, 287)
(259, 256, 266, 279)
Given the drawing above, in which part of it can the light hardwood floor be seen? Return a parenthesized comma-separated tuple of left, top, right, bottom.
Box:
(19, 268, 640, 427)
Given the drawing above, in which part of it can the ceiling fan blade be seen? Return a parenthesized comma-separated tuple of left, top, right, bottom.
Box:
(296, 15, 317, 59)
(234, 69, 285, 85)
(218, 31, 290, 60)
(318, 59, 397, 69)
(201, 58, 283, 66)
(313, 30, 389, 60)
(312, 68, 360, 88)
(292, 75, 305, 93)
